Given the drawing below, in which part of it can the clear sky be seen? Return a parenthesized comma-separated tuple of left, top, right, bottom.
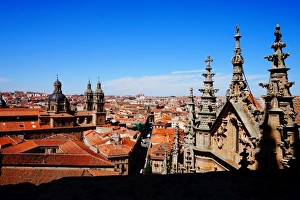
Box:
(0, 0, 299, 97)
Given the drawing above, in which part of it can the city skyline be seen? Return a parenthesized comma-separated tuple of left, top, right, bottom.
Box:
(0, 0, 299, 97)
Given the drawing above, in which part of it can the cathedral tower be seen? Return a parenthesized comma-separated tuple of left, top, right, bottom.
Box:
(257, 25, 299, 169)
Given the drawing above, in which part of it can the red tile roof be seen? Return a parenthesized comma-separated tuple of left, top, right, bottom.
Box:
(0, 135, 115, 167)
(0, 140, 38, 153)
(0, 167, 92, 186)
(88, 169, 119, 176)
(0, 121, 43, 132)
(149, 143, 171, 160)
(0, 136, 23, 147)
(98, 144, 131, 158)
(0, 108, 43, 116)
(1, 153, 114, 167)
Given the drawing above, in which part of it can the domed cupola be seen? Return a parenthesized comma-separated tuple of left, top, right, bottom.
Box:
(93, 78, 105, 112)
(53, 77, 62, 93)
(46, 76, 70, 113)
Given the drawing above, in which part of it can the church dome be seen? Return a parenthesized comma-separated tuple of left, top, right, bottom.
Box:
(48, 93, 68, 103)
(46, 76, 70, 113)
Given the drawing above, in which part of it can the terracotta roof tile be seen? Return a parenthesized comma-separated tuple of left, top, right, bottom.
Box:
(98, 144, 131, 158)
(1, 153, 114, 167)
(88, 169, 119, 176)
(0, 140, 38, 153)
(33, 139, 67, 147)
(0, 136, 23, 147)
(0, 108, 43, 116)
(0, 135, 115, 167)
(0, 121, 44, 132)
(0, 167, 92, 186)
(149, 143, 171, 160)
(0, 137, 12, 146)
(151, 135, 166, 144)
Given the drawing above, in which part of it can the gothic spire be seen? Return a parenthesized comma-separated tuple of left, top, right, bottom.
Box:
(264, 24, 290, 69)
(260, 24, 294, 102)
(199, 55, 218, 98)
(187, 87, 195, 131)
(197, 55, 218, 129)
(226, 25, 247, 102)
(256, 24, 298, 170)
(171, 123, 180, 174)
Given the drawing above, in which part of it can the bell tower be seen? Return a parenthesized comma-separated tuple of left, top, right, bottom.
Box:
(92, 78, 106, 126)
(84, 79, 93, 111)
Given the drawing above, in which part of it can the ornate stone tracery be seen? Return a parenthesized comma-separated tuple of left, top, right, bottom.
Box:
(213, 119, 227, 149)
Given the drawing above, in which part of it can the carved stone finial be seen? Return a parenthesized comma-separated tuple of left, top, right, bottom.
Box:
(189, 87, 194, 98)
(274, 24, 282, 42)
(232, 25, 243, 63)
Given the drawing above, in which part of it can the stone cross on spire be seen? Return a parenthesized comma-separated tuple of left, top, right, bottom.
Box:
(197, 55, 218, 130)
(204, 55, 213, 67)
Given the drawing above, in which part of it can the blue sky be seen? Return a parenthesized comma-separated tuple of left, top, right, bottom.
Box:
(0, 0, 299, 97)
